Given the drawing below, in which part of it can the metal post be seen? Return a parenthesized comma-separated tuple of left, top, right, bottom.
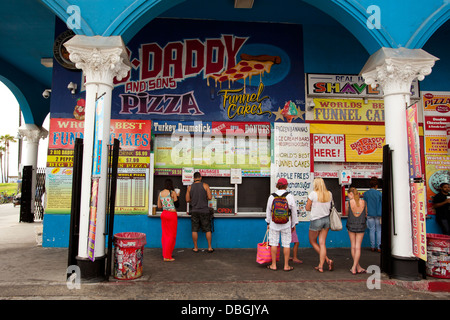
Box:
(68, 138, 83, 270)
(105, 139, 120, 279)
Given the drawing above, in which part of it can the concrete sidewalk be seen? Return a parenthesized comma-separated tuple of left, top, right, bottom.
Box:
(0, 203, 449, 300)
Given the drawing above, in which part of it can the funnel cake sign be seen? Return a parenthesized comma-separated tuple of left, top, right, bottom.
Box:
(110, 18, 305, 122)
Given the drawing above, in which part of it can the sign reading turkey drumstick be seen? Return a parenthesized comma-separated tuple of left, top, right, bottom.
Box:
(208, 53, 281, 85)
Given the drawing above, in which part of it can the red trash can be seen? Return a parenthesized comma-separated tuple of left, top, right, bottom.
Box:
(114, 232, 146, 280)
(426, 233, 450, 279)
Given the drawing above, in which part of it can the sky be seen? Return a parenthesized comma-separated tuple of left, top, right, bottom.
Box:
(0, 81, 49, 181)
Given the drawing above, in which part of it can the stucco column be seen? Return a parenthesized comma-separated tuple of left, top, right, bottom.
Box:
(18, 124, 48, 214)
(64, 36, 130, 281)
(361, 48, 438, 279)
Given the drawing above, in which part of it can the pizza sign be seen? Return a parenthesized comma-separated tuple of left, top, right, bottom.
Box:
(122, 35, 248, 92)
(119, 42, 281, 119)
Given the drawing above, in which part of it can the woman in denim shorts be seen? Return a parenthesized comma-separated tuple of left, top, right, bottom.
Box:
(305, 178, 334, 273)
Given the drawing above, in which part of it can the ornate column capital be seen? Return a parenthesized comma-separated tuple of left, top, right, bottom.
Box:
(64, 35, 131, 87)
(18, 124, 48, 144)
(361, 48, 438, 97)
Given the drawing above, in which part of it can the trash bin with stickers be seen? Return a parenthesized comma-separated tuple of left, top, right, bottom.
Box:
(426, 233, 450, 279)
(113, 232, 146, 280)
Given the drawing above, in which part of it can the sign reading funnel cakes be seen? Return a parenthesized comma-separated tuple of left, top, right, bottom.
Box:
(73, 98, 85, 120)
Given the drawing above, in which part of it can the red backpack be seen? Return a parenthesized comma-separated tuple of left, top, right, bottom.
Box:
(271, 192, 291, 224)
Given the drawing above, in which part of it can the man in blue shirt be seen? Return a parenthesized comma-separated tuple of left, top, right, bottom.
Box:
(364, 177, 382, 252)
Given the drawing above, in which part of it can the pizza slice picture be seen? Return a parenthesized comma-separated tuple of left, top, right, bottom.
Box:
(208, 53, 281, 88)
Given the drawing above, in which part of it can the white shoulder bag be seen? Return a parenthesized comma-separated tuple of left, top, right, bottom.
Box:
(329, 199, 342, 231)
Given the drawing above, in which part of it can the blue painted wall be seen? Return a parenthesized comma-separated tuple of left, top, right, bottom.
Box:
(42, 213, 444, 249)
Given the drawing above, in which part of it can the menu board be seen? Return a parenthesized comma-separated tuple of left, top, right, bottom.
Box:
(153, 121, 270, 173)
(46, 118, 151, 214)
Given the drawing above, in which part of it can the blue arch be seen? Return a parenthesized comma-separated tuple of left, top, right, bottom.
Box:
(0, 76, 33, 125)
(40, 0, 450, 55)
(0, 58, 49, 127)
(304, 0, 450, 54)
(41, 0, 185, 43)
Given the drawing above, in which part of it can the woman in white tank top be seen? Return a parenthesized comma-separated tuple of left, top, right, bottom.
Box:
(305, 178, 334, 273)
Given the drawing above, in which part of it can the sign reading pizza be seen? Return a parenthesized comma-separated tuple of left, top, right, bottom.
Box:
(52, 19, 305, 123)
(422, 92, 450, 155)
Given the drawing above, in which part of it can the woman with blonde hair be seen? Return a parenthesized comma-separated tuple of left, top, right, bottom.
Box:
(305, 178, 334, 273)
(346, 187, 368, 274)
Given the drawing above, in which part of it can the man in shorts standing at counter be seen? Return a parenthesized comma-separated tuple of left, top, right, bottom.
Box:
(186, 172, 214, 252)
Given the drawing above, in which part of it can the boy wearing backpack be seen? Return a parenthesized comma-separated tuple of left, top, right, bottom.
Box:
(265, 178, 298, 271)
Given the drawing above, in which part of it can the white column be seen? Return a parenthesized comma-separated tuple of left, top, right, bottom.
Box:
(18, 124, 48, 214)
(64, 36, 130, 260)
(361, 48, 438, 259)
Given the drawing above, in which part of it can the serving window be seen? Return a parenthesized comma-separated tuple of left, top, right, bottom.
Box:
(151, 121, 271, 215)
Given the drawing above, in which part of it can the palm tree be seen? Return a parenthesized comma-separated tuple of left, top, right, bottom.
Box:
(0, 146, 5, 183)
(0, 134, 16, 183)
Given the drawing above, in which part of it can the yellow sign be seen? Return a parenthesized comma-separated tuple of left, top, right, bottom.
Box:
(425, 136, 448, 154)
(312, 98, 384, 123)
(410, 182, 427, 261)
(345, 135, 385, 162)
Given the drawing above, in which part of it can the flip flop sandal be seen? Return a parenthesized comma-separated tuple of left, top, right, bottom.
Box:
(357, 270, 367, 274)
(328, 260, 334, 271)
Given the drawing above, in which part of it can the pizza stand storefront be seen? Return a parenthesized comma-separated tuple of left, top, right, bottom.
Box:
(43, 18, 446, 251)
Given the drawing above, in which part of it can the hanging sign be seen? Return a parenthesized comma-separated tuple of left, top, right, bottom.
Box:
(92, 95, 104, 176)
(182, 167, 194, 185)
(406, 103, 423, 179)
(230, 168, 242, 184)
(410, 182, 427, 261)
(88, 178, 99, 261)
(447, 123, 450, 155)
(339, 170, 352, 185)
